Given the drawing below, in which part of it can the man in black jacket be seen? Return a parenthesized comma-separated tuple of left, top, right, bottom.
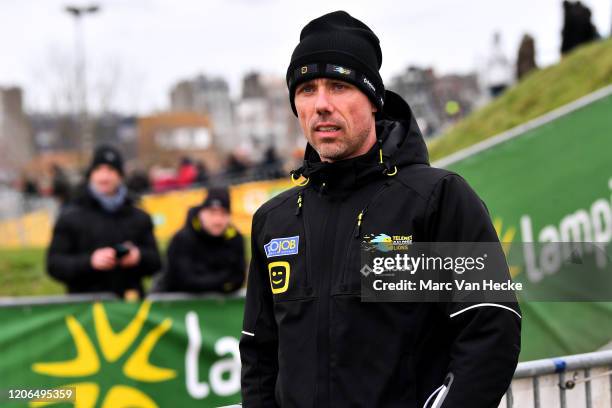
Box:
(47, 145, 161, 299)
(240, 11, 521, 408)
(164, 187, 246, 293)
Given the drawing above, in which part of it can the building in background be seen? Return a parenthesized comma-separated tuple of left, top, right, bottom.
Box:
(28, 113, 138, 177)
(433, 73, 482, 125)
(137, 111, 221, 171)
(94, 114, 138, 160)
(388, 67, 443, 137)
(0, 87, 33, 182)
(170, 75, 236, 153)
(234, 72, 301, 161)
(388, 67, 484, 137)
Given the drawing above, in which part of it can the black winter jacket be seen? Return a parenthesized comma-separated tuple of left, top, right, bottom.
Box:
(46, 187, 161, 297)
(165, 206, 246, 293)
(240, 91, 521, 408)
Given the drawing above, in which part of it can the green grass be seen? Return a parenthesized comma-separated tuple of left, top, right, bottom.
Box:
(0, 237, 252, 297)
(428, 38, 612, 161)
(0, 241, 173, 297)
(0, 248, 63, 296)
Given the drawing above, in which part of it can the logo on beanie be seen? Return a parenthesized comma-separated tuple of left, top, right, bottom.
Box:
(105, 151, 116, 161)
(333, 65, 352, 75)
(363, 76, 376, 92)
(301, 66, 308, 74)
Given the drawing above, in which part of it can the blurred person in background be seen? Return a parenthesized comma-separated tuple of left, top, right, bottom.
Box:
(162, 187, 245, 294)
(149, 164, 177, 192)
(485, 32, 512, 97)
(259, 146, 285, 179)
(226, 147, 251, 179)
(20, 172, 39, 212)
(561, 0, 599, 54)
(125, 165, 151, 196)
(516, 34, 537, 80)
(195, 160, 210, 185)
(46, 145, 161, 299)
(176, 156, 198, 188)
(50, 163, 72, 207)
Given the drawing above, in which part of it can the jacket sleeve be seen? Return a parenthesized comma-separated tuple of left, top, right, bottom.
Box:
(46, 212, 93, 283)
(240, 215, 279, 407)
(425, 174, 521, 408)
(166, 234, 243, 293)
(132, 215, 161, 277)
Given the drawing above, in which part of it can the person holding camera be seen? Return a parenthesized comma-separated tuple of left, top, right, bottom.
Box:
(47, 145, 161, 299)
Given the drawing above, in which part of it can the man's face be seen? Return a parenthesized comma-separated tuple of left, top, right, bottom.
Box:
(294, 78, 377, 162)
(89, 164, 122, 196)
(199, 207, 230, 237)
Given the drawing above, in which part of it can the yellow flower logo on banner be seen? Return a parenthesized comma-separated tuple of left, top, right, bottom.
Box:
(30, 301, 175, 408)
(494, 217, 521, 278)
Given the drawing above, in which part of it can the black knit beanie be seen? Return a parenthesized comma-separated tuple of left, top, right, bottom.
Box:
(88, 144, 124, 177)
(202, 187, 231, 212)
(286, 10, 385, 116)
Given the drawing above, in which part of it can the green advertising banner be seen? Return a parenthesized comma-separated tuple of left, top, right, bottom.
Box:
(444, 90, 612, 361)
(0, 298, 244, 408)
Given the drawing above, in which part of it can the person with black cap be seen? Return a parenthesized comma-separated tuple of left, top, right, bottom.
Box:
(162, 187, 246, 294)
(47, 145, 161, 299)
(240, 11, 521, 408)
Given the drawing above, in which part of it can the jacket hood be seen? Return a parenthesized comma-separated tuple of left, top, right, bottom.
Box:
(292, 90, 429, 194)
(185, 205, 211, 238)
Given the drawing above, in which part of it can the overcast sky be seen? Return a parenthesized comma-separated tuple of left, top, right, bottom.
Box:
(1, 0, 610, 114)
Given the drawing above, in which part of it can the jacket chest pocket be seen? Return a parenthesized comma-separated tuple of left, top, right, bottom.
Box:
(334, 221, 419, 297)
(334, 237, 364, 295)
(268, 258, 314, 302)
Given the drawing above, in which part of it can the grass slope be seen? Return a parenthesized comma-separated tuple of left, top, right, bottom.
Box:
(428, 38, 612, 161)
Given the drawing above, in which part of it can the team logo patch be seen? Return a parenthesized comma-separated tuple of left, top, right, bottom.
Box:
(363, 233, 413, 252)
(264, 236, 299, 258)
(269, 261, 290, 294)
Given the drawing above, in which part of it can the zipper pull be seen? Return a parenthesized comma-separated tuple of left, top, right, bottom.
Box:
(354, 210, 365, 238)
(318, 182, 327, 197)
(295, 192, 303, 216)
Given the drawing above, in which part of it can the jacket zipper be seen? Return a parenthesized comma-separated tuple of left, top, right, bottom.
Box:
(340, 182, 393, 289)
(298, 191, 312, 289)
(315, 200, 340, 406)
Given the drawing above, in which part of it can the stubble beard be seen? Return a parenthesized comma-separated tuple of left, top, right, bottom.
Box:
(312, 129, 371, 162)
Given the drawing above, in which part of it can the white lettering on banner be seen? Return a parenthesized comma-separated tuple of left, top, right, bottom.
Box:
(209, 337, 241, 396)
(520, 177, 612, 282)
(186, 312, 209, 398)
(185, 312, 241, 400)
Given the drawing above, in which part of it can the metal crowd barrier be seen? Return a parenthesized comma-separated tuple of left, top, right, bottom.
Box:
(223, 350, 612, 408)
(0, 292, 119, 307)
(0, 290, 247, 308)
(501, 350, 612, 408)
